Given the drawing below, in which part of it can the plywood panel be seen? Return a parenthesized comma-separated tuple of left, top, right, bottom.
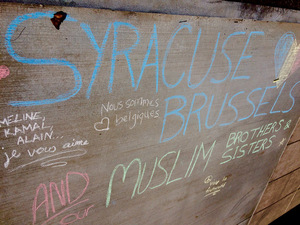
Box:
(256, 168, 300, 211)
(270, 142, 300, 180)
(287, 189, 300, 211)
(0, 3, 300, 225)
(249, 193, 295, 225)
(288, 119, 300, 143)
(238, 219, 250, 225)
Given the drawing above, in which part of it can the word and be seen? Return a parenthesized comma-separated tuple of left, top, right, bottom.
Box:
(32, 171, 90, 225)
(106, 140, 216, 207)
(204, 175, 228, 197)
(220, 120, 285, 164)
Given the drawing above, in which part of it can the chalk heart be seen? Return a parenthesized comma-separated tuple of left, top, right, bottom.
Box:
(94, 117, 110, 132)
(274, 32, 300, 87)
(274, 32, 296, 79)
(0, 65, 10, 80)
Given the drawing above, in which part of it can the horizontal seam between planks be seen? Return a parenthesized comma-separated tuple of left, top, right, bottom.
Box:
(254, 189, 298, 214)
(270, 167, 300, 182)
(287, 139, 300, 146)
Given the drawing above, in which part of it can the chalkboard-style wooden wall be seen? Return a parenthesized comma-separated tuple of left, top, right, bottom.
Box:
(0, 3, 300, 224)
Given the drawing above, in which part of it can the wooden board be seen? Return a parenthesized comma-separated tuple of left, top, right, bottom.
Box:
(0, 3, 300, 225)
(250, 120, 300, 224)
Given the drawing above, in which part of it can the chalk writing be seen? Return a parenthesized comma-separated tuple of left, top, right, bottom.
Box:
(100, 98, 159, 116)
(27, 146, 57, 158)
(0, 110, 90, 172)
(284, 119, 292, 130)
(8, 149, 87, 172)
(4, 12, 298, 113)
(0, 8, 300, 225)
(106, 141, 216, 207)
(7, 139, 88, 172)
(3, 149, 21, 168)
(62, 139, 89, 149)
(16, 131, 54, 145)
(0, 112, 54, 146)
(99, 97, 160, 130)
(0, 112, 55, 170)
(279, 138, 286, 146)
(125, 98, 159, 109)
(3, 11, 300, 146)
(5, 11, 81, 106)
(0, 112, 43, 127)
(275, 32, 295, 80)
(274, 32, 300, 88)
(4, 121, 52, 138)
(94, 117, 110, 132)
(59, 204, 94, 225)
(160, 79, 299, 143)
(204, 175, 228, 197)
(101, 101, 123, 116)
(220, 120, 284, 164)
(115, 109, 159, 129)
(32, 171, 90, 225)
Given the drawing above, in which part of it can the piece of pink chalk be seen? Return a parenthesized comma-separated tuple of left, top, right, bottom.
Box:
(0, 65, 10, 80)
(291, 50, 300, 74)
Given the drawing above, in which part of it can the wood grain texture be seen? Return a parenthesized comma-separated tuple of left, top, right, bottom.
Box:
(249, 193, 295, 225)
(251, 120, 300, 223)
(256, 168, 300, 211)
(288, 118, 300, 143)
(270, 141, 300, 180)
(0, 3, 300, 225)
(286, 189, 300, 211)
